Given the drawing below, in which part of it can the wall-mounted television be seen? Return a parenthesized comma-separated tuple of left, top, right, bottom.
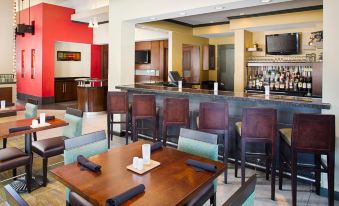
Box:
(265, 33, 300, 55)
(135, 50, 151, 64)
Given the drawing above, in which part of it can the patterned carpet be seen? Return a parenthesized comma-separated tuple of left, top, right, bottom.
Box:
(0, 136, 66, 206)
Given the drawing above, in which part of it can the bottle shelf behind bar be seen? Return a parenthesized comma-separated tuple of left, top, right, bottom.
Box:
(245, 62, 322, 98)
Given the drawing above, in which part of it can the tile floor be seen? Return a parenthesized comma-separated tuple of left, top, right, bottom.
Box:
(0, 109, 337, 206)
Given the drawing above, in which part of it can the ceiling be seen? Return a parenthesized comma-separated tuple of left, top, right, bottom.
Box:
(172, 0, 323, 26)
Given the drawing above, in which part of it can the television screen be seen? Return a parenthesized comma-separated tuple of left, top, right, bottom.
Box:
(135, 50, 151, 64)
(266, 33, 299, 55)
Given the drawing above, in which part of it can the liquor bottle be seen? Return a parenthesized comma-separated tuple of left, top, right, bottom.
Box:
(289, 77, 294, 90)
(298, 75, 303, 91)
(302, 71, 307, 91)
(306, 71, 312, 96)
(248, 76, 253, 88)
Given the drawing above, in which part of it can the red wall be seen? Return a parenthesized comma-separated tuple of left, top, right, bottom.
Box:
(16, 3, 94, 99)
(91, 45, 102, 79)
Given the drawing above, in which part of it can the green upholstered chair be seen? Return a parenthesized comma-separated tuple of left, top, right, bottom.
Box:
(31, 108, 83, 187)
(223, 175, 256, 206)
(62, 108, 83, 139)
(64, 130, 108, 205)
(178, 128, 219, 206)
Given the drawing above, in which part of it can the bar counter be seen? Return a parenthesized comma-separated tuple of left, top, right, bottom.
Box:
(116, 83, 331, 178)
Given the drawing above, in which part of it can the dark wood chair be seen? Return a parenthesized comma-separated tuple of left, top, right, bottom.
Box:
(132, 95, 157, 142)
(0, 148, 32, 193)
(107, 91, 129, 147)
(4, 184, 29, 206)
(223, 175, 257, 206)
(198, 102, 229, 184)
(162, 98, 189, 146)
(234, 107, 277, 200)
(278, 113, 335, 206)
(32, 107, 83, 187)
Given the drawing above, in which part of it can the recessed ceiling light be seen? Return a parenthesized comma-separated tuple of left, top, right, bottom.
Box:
(141, 26, 146, 29)
(261, 0, 272, 3)
(240, 12, 245, 16)
(150, 17, 157, 20)
(209, 21, 215, 23)
(215, 6, 224, 10)
(179, 12, 187, 16)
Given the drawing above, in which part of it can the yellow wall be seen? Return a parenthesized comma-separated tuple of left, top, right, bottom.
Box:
(208, 36, 235, 81)
(144, 21, 209, 81)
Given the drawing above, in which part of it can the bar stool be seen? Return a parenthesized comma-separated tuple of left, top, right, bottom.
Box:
(198, 102, 229, 184)
(107, 91, 129, 147)
(278, 113, 335, 206)
(132, 95, 157, 142)
(162, 98, 189, 146)
(234, 107, 277, 200)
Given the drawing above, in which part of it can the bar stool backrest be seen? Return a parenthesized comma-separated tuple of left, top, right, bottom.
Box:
(132, 95, 156, 117)
(242, 107, 277, 141)
(107, 91, 128, 114)
(292, 113, 335, 153)
(199, 102, 229, 134)
(163, 98, 189, 124)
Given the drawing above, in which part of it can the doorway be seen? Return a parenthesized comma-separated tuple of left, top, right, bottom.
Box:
(217, 44, 234, 91)
(182, 44, 200, 83)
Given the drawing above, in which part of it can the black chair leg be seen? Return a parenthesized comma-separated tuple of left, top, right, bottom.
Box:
(209, 192, 216, 206)
(291, 151, 297, 206)
(328, 154, 335, 206)
(265, 143, 270, 181)
(234, 131, 239, 178)
(271, 143, 276, 201)
(33, 132, 37, 141)
(125, 120, 129, 145)
(224, 133, 228, 184)
(279, 150, 283, 190)
(12, 168, 17, 180)
(43, 158, 48, 187)
(3, 138, 7, 149)
(315, 154, 321, 195)
(25, 164, 32, 193)
(107, 113, 111, 149)
(241, 140, 246, 185)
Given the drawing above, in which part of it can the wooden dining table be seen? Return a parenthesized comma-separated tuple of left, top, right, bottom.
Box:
(0, 117, 68, 156)
(0, 104, 25, 118)
(51, 140, 225, 206)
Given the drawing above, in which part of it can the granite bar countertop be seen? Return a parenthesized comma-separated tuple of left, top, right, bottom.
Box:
(116, 84, 331, 110)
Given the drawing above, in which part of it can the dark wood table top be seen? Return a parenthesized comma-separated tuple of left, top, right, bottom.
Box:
(51, 141, 225, 206)
(0, 104, 25, 114)
(0, 117, 68, 139)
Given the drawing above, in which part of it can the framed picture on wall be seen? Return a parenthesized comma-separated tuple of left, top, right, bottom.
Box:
(31, 49, 36, 79)
(21, 50, 25, 78)
(57, 51, 81, 61)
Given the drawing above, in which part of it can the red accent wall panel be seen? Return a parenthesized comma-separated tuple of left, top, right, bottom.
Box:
(16, 3, 94, 98)
(91, 45, 102, 79)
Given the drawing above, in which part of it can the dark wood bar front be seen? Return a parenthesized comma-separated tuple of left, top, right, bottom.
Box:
(77, 79, 107, 112)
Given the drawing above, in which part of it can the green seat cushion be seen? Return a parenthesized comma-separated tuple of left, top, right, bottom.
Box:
(63, 114, 83, 138)
(279, 128, 292, 146)
(235, 121, 242, 136)
(242, 192, 255, 206)
(24, 103, 38, 119)
(178, 137, 218, 161)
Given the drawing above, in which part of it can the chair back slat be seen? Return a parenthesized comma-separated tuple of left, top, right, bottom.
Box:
(199, 102, 229, 133)
(242, 107, 277, 141)
(180, 128, 218, 145)
(292, 113, 335, 152)
(66, 108, 83, 118)
(223, 175, 256, 206)
(163, 98, 189, 124)
(132, 95, 156, 117)
(4, 185, 29, 206)
(107, 91, 129, 114)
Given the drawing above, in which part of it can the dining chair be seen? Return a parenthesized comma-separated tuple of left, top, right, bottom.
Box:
(178, 128, 218, 206)
(162, 97, 189, 146)
(197, 102, 229, 184)
(132, 94, 157, 142)
(0, 148, 32, 193)
(2, 99, 38, 149)
(234, 107, 277, 200)
(4, 184, 29, 206)
(222, 175, 257, 206)
(107, 91, 130, 147)
(278, 113, 335, 206)
(31, 107, 83, 186)
(64, 130, 108, 205)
